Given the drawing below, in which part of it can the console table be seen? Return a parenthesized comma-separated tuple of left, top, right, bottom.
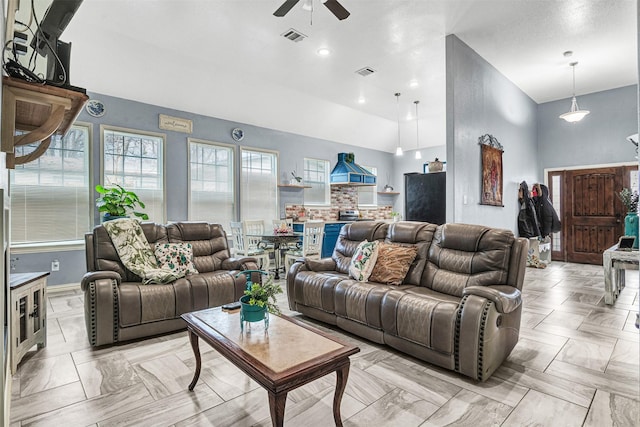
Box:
(602, 244, 638, 305)
(10, 272, 49, 373)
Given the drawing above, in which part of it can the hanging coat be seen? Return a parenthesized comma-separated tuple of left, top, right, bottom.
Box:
(533, 183, 561, 237)
(518, 181, 541, 238)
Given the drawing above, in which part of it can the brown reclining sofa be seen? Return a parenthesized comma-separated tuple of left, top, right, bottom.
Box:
(287, 221, 528, 381)
(82, 221, 257, 346)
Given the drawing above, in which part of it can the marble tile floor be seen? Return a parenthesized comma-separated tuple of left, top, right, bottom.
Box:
(9, 262, 640, 426)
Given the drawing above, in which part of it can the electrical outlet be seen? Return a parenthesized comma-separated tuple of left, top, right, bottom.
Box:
(51, 260, 60, 271)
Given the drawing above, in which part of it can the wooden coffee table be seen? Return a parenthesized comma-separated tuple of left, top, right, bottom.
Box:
(181, 308, 360, 427)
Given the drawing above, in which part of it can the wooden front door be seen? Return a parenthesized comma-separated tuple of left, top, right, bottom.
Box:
(564, 167, 625, 264)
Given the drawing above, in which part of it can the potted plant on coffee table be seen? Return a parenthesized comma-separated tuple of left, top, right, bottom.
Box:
(95, 184, 149, 221)
(240, 273, 283, 330)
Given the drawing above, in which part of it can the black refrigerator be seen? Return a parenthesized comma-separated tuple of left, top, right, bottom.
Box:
(404, 172, 446, 224)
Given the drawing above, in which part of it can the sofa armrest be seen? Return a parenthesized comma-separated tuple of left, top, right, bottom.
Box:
(81, 271, 121, 291)
(82, 271, 121, 346)
(222, 256, 258, 271)
(463, 285, 521, 314)
(303, 257, 337, 272)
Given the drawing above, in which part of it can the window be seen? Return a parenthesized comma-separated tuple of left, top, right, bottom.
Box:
(188, 139, 235, 229)
(240, 148, 278, 224)
(303, 158, 330, 205)
(358, 166, 378, 206)
(102, 126, 165, 222)
(10, 124, 91, 244)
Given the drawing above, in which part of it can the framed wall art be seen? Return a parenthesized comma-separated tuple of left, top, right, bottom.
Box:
(479, 134, 504, 207)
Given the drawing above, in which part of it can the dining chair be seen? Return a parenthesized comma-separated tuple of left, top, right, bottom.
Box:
(243, 220, 275, 266)
(283, 220, 325, 275)
(230, 221, 270, 269)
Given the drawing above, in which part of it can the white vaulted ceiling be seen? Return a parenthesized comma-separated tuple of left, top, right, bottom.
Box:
(61, 0, 637, 152)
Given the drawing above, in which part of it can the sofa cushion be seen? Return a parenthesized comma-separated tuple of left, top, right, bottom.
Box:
(348, 240, 379, 281)
(334, 279, 398, 328)
(167, 222, 232, 273)
(380, 287, 459, 354)
(332, 222, 389, 274)
(293, 271, 346, 313)
(155, 242, 199, 276)
(424, 223, 515, 297)
(369, 242, 418, 285)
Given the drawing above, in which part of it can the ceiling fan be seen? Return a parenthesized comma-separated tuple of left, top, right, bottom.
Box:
(274, 0, 350, 20)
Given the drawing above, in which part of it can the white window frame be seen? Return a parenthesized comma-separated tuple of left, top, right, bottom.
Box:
(10, 122, 92, 249)
(187, 138, 236, 228)
(358, 165, 378, 207)
(303, 157, 331, 206)
(100, 125, 167, 223)
(239, 147, 279, 223)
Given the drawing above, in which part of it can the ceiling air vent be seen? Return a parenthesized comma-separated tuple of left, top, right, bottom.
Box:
(281, 28, 307, 42)
(355, 67, 376, 77)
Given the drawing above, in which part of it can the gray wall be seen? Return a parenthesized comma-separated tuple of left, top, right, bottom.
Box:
(445, 35, 539, 232)
(12, 93, 394, 285)
(537, 85, 638, 176)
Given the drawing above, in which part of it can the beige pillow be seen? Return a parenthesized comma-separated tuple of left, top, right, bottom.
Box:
(348, 240, 380, 282)
(369, 242, 418, 285)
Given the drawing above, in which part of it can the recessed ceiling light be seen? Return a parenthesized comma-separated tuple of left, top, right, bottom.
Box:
(358, 96, 366, 104)
(409, 80, 419, 88)
(317, 47, 331, 56)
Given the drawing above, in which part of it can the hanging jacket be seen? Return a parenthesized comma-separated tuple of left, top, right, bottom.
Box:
(533, 183, 561, 237)
(518, 181, 541, 238)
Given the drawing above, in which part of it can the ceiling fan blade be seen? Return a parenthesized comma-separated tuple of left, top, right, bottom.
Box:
(323, 0, 350, 20)
(274, 0, 301, 17)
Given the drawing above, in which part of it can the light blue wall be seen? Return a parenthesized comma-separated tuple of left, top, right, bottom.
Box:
(13, 93, 394, 285)
(445, 35, 539, 232)
(537, 85, 638, 176)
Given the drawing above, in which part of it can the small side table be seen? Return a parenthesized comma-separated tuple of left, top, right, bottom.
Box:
(602, 245, 639, 305)
(10, 272, 49, 373)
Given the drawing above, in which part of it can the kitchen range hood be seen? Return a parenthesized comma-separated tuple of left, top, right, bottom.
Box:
(330, 153, 376, 186)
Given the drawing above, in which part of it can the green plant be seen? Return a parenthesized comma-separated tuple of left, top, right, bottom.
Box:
(390, 211, 400, 217)
(95, 184, 149, 220)
(618, 188, 639, 213)
(243, 275, 283, 315)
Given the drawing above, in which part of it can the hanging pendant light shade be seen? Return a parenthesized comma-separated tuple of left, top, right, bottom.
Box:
(559, 62, 590, 123)
(414, 100, 421, 160)
(395, 92, 403, 156)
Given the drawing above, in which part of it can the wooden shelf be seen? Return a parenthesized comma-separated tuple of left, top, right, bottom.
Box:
(278, 184, 312, 188)
(1, 76, 88, 168)
(378, 191, 400, 195)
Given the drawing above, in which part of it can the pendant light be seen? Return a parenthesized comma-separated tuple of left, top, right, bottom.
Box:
(395, 92, 403, 156)
(559, 62, 590, 123)
(414, 100, 422, 159)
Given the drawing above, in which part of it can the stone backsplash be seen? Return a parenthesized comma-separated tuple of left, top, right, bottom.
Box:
(285, 185, 393, 220)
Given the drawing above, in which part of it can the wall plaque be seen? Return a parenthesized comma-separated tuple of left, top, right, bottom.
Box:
(159, 114, 193, 134)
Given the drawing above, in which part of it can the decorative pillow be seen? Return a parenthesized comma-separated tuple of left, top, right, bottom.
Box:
(348, 240, 380, 282)
(369, 242, 418, 285)
(154, 243, 199, 276)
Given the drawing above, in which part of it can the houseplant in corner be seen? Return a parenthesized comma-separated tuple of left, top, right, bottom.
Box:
(95, 184, 149, 222)
(618, 188, 639, 248)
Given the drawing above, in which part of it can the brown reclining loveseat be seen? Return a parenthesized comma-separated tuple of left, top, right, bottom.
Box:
(287, 221, 528, 381)
(82, 221, 257, 346)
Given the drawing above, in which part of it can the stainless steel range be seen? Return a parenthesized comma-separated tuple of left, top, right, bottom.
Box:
(339, 209, 360, 221)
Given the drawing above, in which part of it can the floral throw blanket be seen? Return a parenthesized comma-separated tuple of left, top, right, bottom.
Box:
(103, 218, 183, 284)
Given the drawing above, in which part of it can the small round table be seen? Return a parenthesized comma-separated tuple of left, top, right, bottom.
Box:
(247, 231, 302, 279)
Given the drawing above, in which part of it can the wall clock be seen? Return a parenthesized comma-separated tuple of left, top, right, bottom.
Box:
(231, 128, 244, 142)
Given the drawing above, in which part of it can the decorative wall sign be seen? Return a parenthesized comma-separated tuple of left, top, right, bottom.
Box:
(159, 114, 193, 133)
(479, 134, 504, 207)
